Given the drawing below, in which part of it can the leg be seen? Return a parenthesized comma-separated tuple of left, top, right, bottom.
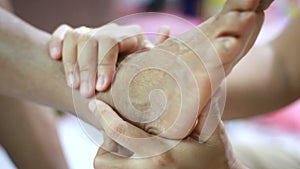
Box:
(0, 0, 269, 138)
(104, 0, 266, 139)
(0, 95, 69, 169)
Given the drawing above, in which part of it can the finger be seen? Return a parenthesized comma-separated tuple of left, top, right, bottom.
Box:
(155, 25, 170, 44)
(216, 11, 256, 38)
(62, 30, 80, 88)
(49, 24, 72, 59)
(214, 12, 256, 68)
(118, 24, 145, 53)
(88, 100, 171, 157)
(77, 34, 98, 97)
(96, 25, 147, 91)
(121, 35, 154, 51)
(230, 11, 258, 64)
(96, 35, 118, 92)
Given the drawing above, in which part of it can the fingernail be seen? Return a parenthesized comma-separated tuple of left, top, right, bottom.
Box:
(67, 74, 75, 87)
(80, 81, 90, 97)
(50, 47, 59, 58)
(96, 75, 106, 91)
(88, 100, 97, 112)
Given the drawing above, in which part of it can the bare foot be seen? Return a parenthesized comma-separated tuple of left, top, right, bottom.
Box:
(96, 0, 266, 139)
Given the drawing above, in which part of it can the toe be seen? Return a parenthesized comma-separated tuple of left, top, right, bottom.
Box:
(215, 11, 256, 38)
(213, 37, 239, 70)
(221, 0, 260, 13)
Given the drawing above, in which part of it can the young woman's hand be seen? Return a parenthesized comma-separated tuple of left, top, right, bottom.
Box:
(89, 99, 246, 169)
(48, 24, 170, 97)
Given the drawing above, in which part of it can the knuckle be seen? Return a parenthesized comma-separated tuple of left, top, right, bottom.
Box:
(78, 33, 91, 43)
(49, 35, 60, 44)
(98, 34, 118, 44)
(107, 121, 127, 139)
(80, 36, 98, 49)
(97, 63, 115, 70)
(59, 24, 71, 30)
(78, 35, 98, 51)
(64, 30, 77, 40)
(79, 65, 91, 74)
(88, 37, 98, 47)
(53, 24, 66, 34)
(63, 62, 76, 73)
(97, 65, 115, 77)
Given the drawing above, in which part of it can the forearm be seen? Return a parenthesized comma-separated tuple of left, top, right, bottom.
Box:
(0, 7, 100, 128)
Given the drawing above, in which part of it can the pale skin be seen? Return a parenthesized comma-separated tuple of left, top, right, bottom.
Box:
(0, 0, 274, 168)
(49, 0, 266, 140)
(0, 96, 68, 169)
(0, 8, 166, 129)
(89, 1, 295, 169)
(223, 14, 300, 120)
(90, 1, 300, 169)
(0, 1, 69, 169)
(0, 1, 156, 168)
(0, 0, 263, 137)
(51, 0, 273, 168)
(91, 99, 245, 169)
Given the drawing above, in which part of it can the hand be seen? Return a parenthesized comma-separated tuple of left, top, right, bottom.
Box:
(88, 100, 246, 169)
(48, 23, 170, 97)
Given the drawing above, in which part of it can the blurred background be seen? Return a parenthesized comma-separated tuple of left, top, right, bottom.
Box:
(1, 0, 300, 168)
